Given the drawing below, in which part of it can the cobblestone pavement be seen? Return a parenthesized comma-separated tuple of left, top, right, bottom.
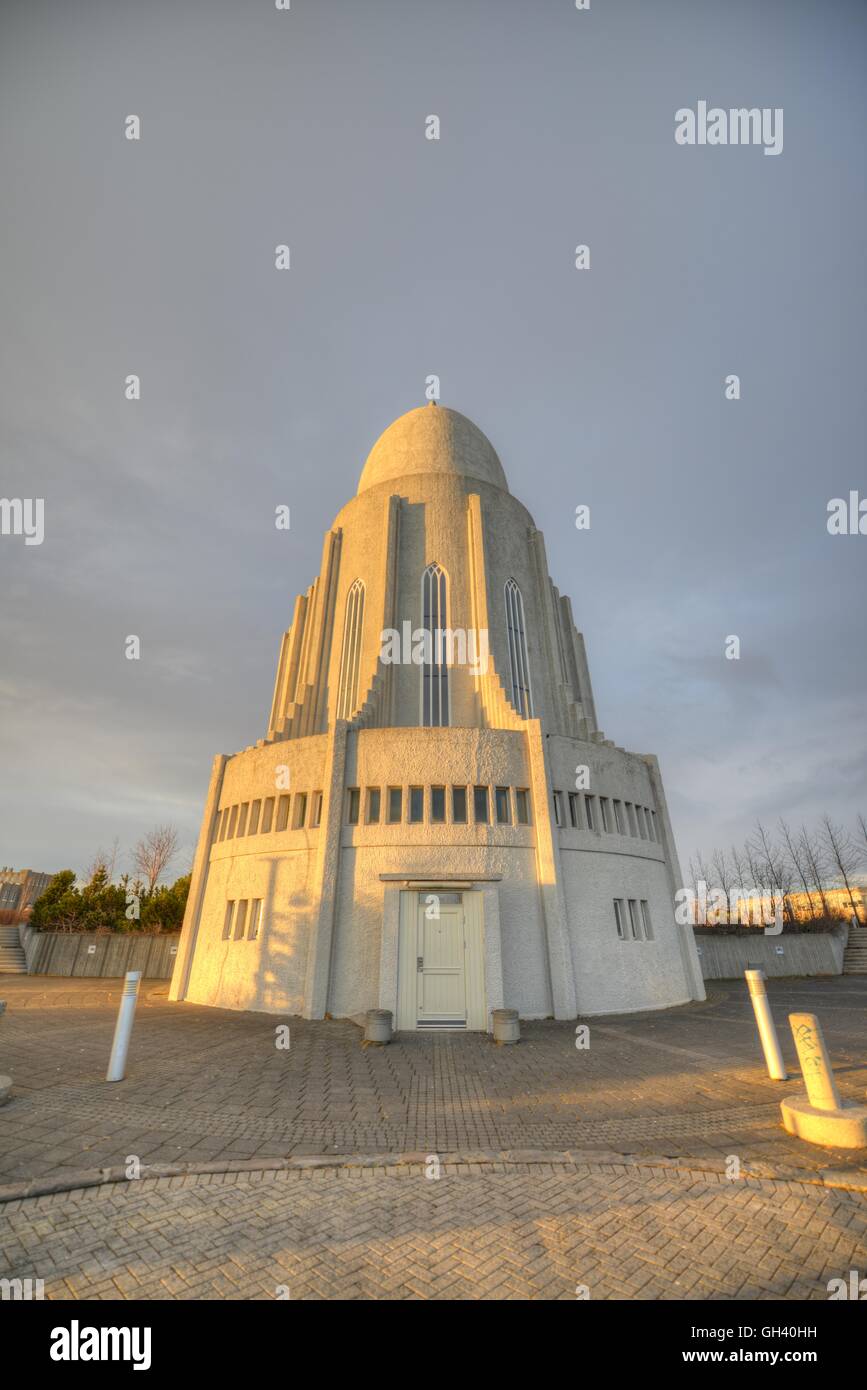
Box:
(1, 976, 866, 1300)
(4, 1162, 867, 1301)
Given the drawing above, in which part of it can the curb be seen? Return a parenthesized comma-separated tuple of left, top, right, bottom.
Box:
(1, 1147, 865, 1204)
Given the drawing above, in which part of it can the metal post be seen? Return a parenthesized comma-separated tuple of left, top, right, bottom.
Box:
(788, 1012, 842, 1111)
(744, 969, 787, 1080)
(106, 971, 142, 1082)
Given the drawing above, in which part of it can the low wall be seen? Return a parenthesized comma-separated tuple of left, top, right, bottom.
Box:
(694, 924, 847, 980)
(19, 926, 180, 979)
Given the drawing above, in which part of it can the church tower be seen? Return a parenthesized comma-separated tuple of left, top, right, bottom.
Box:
(170, 404, 704, 1026)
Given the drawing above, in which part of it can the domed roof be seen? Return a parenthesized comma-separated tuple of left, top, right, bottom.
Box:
(358, 403, 509, 494)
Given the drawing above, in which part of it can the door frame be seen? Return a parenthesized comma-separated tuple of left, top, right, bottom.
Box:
(395, 888, 487, 1031)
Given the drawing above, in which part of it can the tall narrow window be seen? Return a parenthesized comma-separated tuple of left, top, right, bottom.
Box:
(504, 579, 533, 718)
(421, 563, 449, 726)
(336, 579, 365, 721)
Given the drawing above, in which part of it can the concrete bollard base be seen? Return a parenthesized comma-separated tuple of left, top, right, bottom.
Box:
(781, 1094, 867, 1149)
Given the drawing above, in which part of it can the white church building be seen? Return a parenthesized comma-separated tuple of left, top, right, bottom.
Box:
(170, 403, 704, 1028)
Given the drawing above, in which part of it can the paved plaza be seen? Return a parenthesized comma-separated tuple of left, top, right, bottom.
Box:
(1, 976, 866, 1299)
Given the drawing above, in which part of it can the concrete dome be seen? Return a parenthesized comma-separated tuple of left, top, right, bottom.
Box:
(358, 403, 509, 494)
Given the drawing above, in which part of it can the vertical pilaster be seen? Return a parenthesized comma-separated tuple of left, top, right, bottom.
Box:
(644, 753, 705, 1001)
(525, 719, 577, 1018)
(303, 720, 348, 1017)
(169, 753, 227, 1002)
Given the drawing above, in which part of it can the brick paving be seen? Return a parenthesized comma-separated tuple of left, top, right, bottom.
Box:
(3, 1162, 866, 1301)
(1, 975, 866, 1300)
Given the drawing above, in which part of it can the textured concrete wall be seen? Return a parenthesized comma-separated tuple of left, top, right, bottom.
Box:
(21, 929, 179, 978)
(694, 927, 846, 980)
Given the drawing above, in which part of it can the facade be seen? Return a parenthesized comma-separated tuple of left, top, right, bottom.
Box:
(171, 404, 704, 1027)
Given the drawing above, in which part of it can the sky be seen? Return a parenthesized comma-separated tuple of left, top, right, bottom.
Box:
(1, 0, 865, 883)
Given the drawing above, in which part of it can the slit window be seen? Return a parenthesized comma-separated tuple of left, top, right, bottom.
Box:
(599, 797, 611, 833)
(628, 899, 641, 940)
(222, 901, 235, 940)
(311, 791, 323, 828)
(626, 803, 638, 836)
(234, 900, 248, 940)
(347, 788, 360, 824)
(504, 578, 533, 718)
(431, 786, 446, 823)
(276, 795, 290, 831)
(336, 579, 365, 721)
(237, 803, 249, 838)
(568, 792, 580, 828)
(515, 788, 531, 825)
(409, 786, 424, 823)
(613, 899, 626, 940)
(553, 791, 564, 827)
(495, 787, 510, 825)
(293, 793, 307, 829)
(366, 788, 381, 824)
(387, 787, 402, 823)
(261, 797, 275, 833)
(473, 786, 489, 824)
(641, 900, 653, 940)
(452, 786, 468, 823)
(421, 563, 449, 727)
(248, 800, 261, 835)
(585, 796, 596, 832)
(227, 806, 238, 839)
(249, 899, 263, 940)
(613, 800, 624, 834)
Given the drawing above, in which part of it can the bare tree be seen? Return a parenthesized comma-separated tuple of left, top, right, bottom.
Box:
(857, 813, 867, 854)
(753, 820, 794, 923)
(133, 825, 179, 893)
(799, 826, 831, 919)
(820, 816, 864, 924)
(711, 848, 734, 923)
(779, 818, 817, 919)
(729, 844, 749, 924)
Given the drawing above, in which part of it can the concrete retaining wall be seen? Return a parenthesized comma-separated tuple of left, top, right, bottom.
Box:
(20, 926, 180, 979)
(694, 925, 847, 980)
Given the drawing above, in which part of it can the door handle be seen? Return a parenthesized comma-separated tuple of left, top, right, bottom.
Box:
(417, 957, 424, 971)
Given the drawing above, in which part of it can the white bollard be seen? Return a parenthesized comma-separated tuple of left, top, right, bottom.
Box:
(744, 969, 787, 1081)
(106, 971, 142, 1082)
(788, 1013, 842, 1111)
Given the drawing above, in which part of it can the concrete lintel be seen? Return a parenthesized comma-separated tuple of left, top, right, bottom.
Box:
(378, 873, 502, 882)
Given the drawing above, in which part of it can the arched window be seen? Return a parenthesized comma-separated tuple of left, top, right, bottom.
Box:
(504, 578, 533, 717)
(421, 563, 449, 727)
(336, 579, 365, 720)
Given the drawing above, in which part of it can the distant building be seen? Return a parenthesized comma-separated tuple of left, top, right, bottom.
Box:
(0, 868, 54, 912)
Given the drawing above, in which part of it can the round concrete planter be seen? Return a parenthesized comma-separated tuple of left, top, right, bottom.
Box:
(364, 1009, 393, 1044)
(492, 1008, 520, 1044)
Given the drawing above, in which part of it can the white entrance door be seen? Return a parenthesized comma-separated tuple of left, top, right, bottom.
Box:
(417, 894, 467, 1028)
(396, 890, 487, 1031)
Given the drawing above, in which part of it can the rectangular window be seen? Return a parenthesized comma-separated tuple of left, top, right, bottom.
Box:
(613, 899, 625, 940)
(585, 796, 595, 832)
(248, 800, 261, 835)
(553, 791, 564, 827)
(645, 809, 655, 841)
(599, 797, 611, 833)
(473, 785, 489, 824)
(640, 900, 653, 940)
(276, 794, 290, 831)
(613, 799, 624, 834)
(515, 788, 530, 825)
(636, 806, 647, 839)
(213, 810, 224, 843)
(249, 899, 263, 940)
(628, 898, 641, 940)
(227, 805, 238, 839)
(293, 793, 307, 829)
(347, 787, 360, 824)
(237, 803, 249, 838)
(568, 792, 580, 828)
(431, 786, 446, 823)
(261, 797, 275, 833)
(387, 786, 402, 823)
(495, 786, 510, 825)
(452, 786, 467, 823)
(218, 808, 229, 842)
(409, 786, 424, 823)
(650, 810, 658, 840)
(234, 900, 248, 940)
(626, 802, 638, 836)
(222, 901, 235, 940)
(365, 788, 381, 824)
(311, 791, 323, 828)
